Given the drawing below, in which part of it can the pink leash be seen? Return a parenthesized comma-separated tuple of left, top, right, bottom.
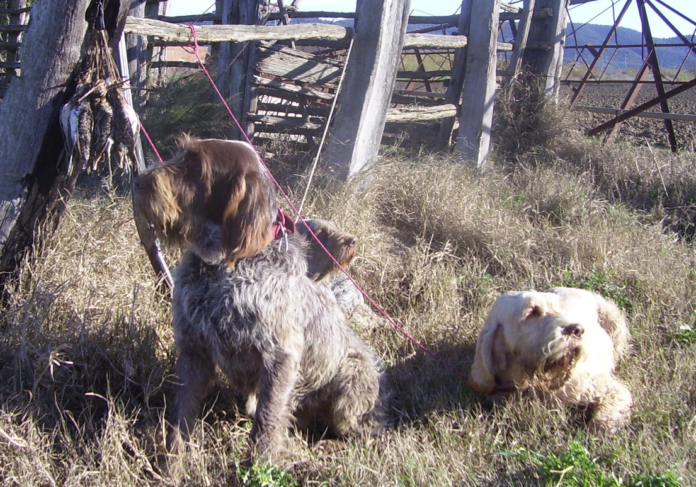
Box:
(159, 24, 469, 381)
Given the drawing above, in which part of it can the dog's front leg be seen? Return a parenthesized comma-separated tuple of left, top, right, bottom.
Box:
(588, 376, 633, 434)
(168, 343, 217, 452)
(250, 349, 300, 462)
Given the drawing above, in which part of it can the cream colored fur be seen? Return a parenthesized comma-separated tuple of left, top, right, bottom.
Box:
(468, 287, 633, 432)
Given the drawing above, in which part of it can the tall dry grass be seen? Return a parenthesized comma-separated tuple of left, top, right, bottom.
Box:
(0, 81, 695, 485)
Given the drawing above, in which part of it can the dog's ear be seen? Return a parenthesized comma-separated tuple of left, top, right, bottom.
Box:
(519, 294, 546, 322)
(468, 322, 506, 394)
(221, 171, 273, 269)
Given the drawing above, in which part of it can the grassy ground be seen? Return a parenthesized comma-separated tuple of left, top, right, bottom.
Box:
(0, 80, 695, 486)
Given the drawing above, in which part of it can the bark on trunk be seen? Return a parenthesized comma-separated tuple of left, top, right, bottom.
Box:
(0, 0, 133, 290)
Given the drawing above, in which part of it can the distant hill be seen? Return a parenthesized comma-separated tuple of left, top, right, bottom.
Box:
(298, 17, 695, 72)
(562, 24, 696, 72)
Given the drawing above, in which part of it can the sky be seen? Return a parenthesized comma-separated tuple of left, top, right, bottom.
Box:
(166, 0, 695, 39)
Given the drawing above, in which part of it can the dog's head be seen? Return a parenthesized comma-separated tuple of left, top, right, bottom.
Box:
(133, 136, 276, 269)
(296, 219, 357, 282)
(468, 290, 616, 394)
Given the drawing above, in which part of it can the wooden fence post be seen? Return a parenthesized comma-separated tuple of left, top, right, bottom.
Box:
(125, 0, 148, 110)
(521, 0, 569, 99)
(324, 0, 412, 181)
(217, 0, 261, 139)
(456, 0, 500, 168)
(144, 0, 167, 84)
(435, 0, 472, 151)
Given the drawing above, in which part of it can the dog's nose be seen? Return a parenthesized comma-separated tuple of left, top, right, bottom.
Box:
(346, 237, 357, 247)
(563, 323, 584, 337)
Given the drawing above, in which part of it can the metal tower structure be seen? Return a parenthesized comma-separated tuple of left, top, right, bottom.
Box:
(563, 0, 696, 151)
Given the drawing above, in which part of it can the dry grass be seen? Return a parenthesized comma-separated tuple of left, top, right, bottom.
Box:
(1, 87, 695, 485)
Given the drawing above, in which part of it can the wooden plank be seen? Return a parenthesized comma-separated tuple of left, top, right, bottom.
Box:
(257, 44, 342, 86)
(268, 10, 358, 20)
(254, 125, 322, 137)
(258, 101, 330, 117)
(124, 16, 350, 43)
(158, 13, 221, 22)
(395, 89, 446, 99)
(252, 75, 335, 100)
(403, 33, 466, 49)
(0, 24, 27, 32)
(249, 114, 323, 130)
(150, 61, 199, 68)
(396, 70, 451, 80)
(391, 93, 442, 106)
(0, 7, 31, 14)
(386, 104, 457, 122)
(260, 42, 345, 67)
(408, 15, 459, 24)
(457, 0, 501, 168)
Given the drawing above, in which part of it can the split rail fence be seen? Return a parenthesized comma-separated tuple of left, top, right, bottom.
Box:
(1, 0, 570, 175)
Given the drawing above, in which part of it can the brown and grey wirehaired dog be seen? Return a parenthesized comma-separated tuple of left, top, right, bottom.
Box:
(169, 227, 385, 463)
(295, 219, 357, 283)
(468, 287, 632, 433)
(133, 136, 276, 270)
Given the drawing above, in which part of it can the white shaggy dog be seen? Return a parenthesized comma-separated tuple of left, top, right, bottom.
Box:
(468, 287, 633, 432)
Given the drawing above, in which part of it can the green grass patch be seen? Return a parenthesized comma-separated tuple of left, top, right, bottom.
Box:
(505, 440, 682, 487)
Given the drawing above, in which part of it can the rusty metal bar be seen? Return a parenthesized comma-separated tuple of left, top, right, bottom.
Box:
(605, 64, 651, 143)
(651, 0, 696, 29)
(645, 0, 696, 57)
(569, 0, 633, 106)
(567, 42, 696, 48)
(586, 77, 696, 137)
(563, 79, 692, 84)
(637, 0, 677, 152)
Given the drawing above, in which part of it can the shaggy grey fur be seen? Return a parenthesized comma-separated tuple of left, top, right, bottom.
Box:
(169, 230, 385, 462)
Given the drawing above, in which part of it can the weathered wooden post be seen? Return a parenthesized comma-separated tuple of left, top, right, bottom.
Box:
(324, 0, 412, 181)
(456, 0, 500, 168)
(521, 0, 569, 99)
(143, 0, 168, 85)
(505, 0, 536, 84)
(435, 0, 472, 151)
(125, 0, 149, 110)
(217, 0, 264, 138)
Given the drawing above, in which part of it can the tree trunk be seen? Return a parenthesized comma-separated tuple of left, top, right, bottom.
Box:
(0, 0, 134, 290)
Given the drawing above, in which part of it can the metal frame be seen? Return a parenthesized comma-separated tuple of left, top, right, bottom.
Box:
(563, 0, 696, 151)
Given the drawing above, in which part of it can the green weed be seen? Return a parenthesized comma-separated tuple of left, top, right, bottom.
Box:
(238, 462, 297, 487)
